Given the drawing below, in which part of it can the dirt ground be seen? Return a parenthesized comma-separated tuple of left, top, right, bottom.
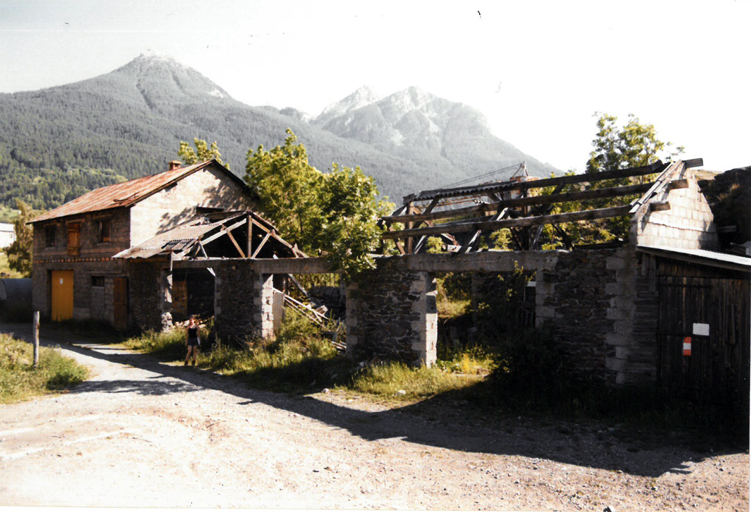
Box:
(0, 322, 748, 511)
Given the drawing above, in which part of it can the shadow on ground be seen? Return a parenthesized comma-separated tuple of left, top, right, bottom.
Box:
(2, 323, 745, 479)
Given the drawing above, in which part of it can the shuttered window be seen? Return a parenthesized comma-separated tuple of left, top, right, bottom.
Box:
(67, 223, 81, 257)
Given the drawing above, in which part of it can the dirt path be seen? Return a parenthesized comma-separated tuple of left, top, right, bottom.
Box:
(0, 323, 747, 510)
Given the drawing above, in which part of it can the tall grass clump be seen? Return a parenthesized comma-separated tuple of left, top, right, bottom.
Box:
(124, 328, 187, 360)
(210, 311, 351, 392)
(0, 333, 89, 403)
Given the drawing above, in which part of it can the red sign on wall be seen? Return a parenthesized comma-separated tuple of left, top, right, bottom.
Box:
(683, 337, 692, 356)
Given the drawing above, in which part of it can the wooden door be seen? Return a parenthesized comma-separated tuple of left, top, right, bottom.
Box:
(113, 277, 128, 331)
(50, 270, 74, 321)
(657, 275, 750, 407)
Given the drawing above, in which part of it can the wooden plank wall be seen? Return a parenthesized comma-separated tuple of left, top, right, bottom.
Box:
(656, 260, 750, 409)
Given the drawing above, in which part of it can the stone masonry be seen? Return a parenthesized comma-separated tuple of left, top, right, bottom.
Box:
(346, 258, 437, 366)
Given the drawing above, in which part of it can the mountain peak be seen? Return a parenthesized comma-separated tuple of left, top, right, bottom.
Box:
(315, 85, 381, 125)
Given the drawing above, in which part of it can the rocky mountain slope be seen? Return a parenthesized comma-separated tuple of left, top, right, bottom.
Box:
(0, 54, 558, 209)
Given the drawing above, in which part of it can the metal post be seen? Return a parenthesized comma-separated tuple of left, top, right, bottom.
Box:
(33, 311, 40, 367)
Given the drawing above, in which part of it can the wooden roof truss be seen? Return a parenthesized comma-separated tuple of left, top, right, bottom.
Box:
(381, 160, 701, 254)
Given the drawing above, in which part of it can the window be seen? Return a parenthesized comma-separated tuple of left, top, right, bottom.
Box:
(67, 223, 80, 257)
(98, 219, 111, 243)
(91, 276, 105, 287)
(44, 225, 56, 248)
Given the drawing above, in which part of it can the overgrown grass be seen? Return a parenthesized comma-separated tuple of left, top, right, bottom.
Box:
(0, 333, 89, 403)
(123, 311, 490, 399)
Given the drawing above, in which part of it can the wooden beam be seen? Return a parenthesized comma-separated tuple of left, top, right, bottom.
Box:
(382, 205, 633, 239)
(222, 225, 246, 258)
(251, 231, 272, 258)
(404, 160, 665, 203)
(383, 182, 654, 224)
(198, 218, 247, 246)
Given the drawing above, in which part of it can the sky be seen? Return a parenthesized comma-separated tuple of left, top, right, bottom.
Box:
(0, 0, 749, 173)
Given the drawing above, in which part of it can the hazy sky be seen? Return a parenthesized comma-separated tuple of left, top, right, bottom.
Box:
(0, 0, 748, 173)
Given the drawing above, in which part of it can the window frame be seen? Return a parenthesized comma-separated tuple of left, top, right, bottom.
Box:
(44, 224, 56, 248)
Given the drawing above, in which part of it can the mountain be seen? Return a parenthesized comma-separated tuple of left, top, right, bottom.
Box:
(313, 86, 557, 180)
(0, 54, 558, 211)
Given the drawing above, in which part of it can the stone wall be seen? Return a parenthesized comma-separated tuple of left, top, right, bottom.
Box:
(31, 259, 128, 323)
(130, 166, 255, 246)
(213, 261, 274, 343)
(129, 260, 165, 331)
(346, 258, 437, 365)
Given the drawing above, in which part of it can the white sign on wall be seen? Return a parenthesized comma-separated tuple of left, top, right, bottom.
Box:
(693, 323, 710, 336)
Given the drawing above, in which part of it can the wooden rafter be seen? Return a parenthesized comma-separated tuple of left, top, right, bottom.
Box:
(383, 205, 633, 240)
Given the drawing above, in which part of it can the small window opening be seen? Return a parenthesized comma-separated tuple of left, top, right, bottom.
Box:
(45, 225, 56, 248)
(91, 276, 105, 287)
(98, 219, 111, 243)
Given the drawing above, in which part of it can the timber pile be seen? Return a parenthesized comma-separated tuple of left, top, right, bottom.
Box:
(279, 291, 346, 351)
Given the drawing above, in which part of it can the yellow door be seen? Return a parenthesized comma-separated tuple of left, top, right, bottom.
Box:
(51, 270, 74, 321)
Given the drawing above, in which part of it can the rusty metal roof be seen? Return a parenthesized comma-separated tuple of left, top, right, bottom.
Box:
(31, 160, 236, 224)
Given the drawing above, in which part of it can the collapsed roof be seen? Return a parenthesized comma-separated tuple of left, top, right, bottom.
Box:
(114, 210, 306, 261)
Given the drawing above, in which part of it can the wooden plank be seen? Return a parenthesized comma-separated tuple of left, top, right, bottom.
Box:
(199, 218, 247, 246)
(384, 182, 654, 224)
(382, 205, 633, 239)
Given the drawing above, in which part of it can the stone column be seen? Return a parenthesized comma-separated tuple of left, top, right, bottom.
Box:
(214, 261, 274, 343)
(345, 261, 437, 366)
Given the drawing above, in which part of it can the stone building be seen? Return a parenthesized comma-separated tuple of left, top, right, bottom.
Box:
(30, 160, 256, 329)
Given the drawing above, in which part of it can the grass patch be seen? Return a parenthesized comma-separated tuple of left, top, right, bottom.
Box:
(0, 333, 89, 403)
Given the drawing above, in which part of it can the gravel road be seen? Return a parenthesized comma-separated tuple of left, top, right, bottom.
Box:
(0, 323, 747, 510)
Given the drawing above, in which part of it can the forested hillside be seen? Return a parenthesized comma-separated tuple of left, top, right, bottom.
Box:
(0, 53, 558, 211)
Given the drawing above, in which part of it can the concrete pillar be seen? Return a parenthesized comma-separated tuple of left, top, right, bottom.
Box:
(159, 269, 173, 330)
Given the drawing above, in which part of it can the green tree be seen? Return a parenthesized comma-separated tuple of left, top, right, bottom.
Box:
(4, 201, 36, 277)
(586, 112, 683, 174)
(315, 164, 393, 280)
(245, 130, 322, 251)
(179, 138, 230, 169)
(245, 130, 393, 280)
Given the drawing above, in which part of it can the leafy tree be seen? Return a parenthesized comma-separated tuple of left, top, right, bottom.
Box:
(245, 130, 322, 251)
(179, 138, 230, 169)
(4, 201, 36, 277)
(314, 164, 393, 280)
(586, 112, 684, 174)
(245, 130, 393, 281)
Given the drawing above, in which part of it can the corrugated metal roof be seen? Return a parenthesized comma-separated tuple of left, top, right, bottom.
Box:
(637, 244, 751, 272)
(31, 160, 230, 224)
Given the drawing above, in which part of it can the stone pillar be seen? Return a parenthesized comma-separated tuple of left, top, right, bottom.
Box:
(214, 261, 274, 343)
(159, 269, 173, 330)
(345, 260, 437, 366)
